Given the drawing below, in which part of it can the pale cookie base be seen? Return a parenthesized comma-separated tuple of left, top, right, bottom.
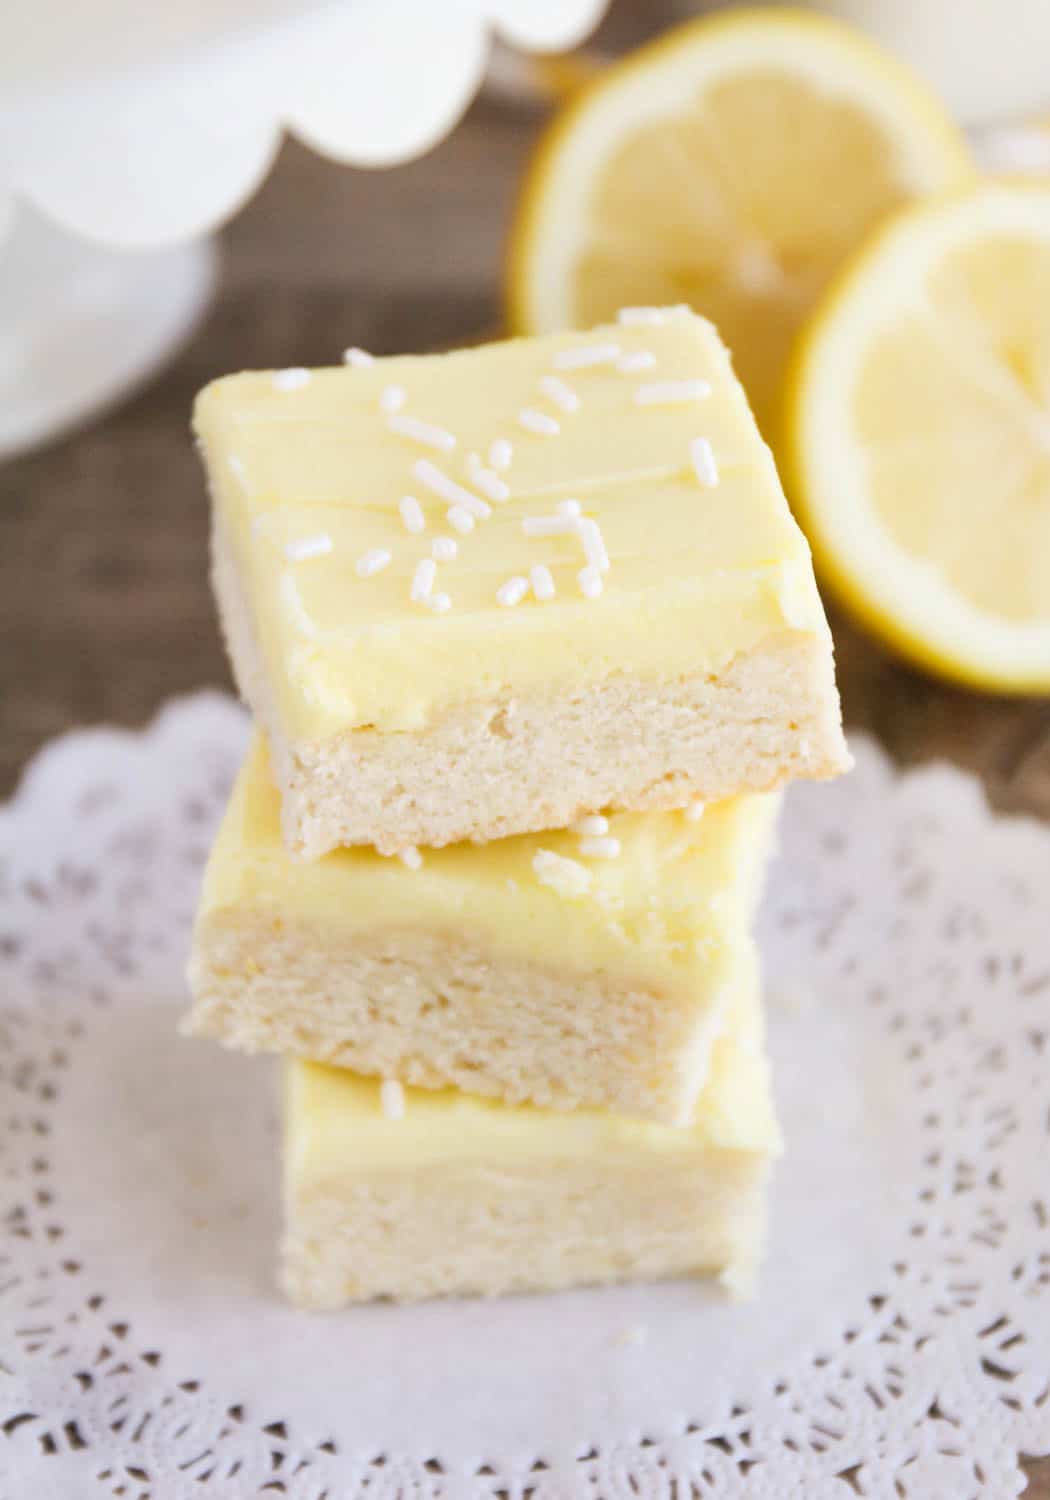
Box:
(282, 1148, 770, 1307)
(186, 915, 736, 1124)
(214, 521, 849, 858)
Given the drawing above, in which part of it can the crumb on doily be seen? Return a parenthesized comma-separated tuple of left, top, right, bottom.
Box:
(616, 1323, 649, 1347)
(770, 980, 817, 1016)
(718, 1262, 757, 1303)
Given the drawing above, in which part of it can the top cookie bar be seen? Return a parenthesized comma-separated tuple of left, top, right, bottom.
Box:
(196, 309, 848, 858)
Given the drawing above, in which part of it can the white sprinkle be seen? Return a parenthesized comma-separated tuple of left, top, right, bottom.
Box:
(432, 536, 458, 561)
(557, 499, 582, 519)
(572, 814, 608, 836)
(690, 436, 720, 487)
(618, 305, 689, 325)
(497, 576, 529, 607)
(279, 573, 317, 637)
(530, 563, 556, 601)
(427, 591, 452, 614)
(398, 495, 426, 534)
(343, 347, 374, 367)
(387, 413, 456, 451)
(447, 506, 475, 534)
(519, 407, 560, 436)
(539, 375, 580, 413)
(553, 343, 620, 370)
(578, 565, 603, 599)
(381, 384, 406, 413)
(533, 849, 592, 898)
(579, 835, 621, 859)
(635, 379, 711, 405)
(617, 350, 657, 373)
(273, 367, 310, 391)
(686, 799, 706, 822)
(468, 453, 511, 502)
(355, 548, 392, 577)
(284, 533, 333, 562)
(522, 514, 579, 538)
(476, 469, 511, 503)
(413, 459, 490, 518)
(489, 439, 513, 470)
(380, 1079, 406, 1119)
(578, 518, 610, 573)
(411, 558, 436, 603)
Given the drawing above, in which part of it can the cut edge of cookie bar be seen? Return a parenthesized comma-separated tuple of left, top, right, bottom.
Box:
(213, 516, 849, 858)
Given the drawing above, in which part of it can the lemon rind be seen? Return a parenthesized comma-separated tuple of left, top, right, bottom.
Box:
(506, 5, 974, 337)
(784, 180, 1050, 695)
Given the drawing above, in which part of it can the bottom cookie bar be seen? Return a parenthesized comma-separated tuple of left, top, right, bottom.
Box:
(280, 952, 778, 1307)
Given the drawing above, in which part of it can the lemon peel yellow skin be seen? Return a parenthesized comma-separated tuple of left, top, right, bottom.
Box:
(784, 181, 1050, 696)
(506, 6, 974, 436)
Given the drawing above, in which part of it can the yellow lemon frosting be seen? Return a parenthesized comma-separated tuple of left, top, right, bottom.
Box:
(201, 735, 779, 992)
(195, 311, 831, 738)
(285, 946, 778, 1183)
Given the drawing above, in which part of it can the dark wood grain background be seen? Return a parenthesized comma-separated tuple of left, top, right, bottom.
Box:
(1, 8, 1048, 1490)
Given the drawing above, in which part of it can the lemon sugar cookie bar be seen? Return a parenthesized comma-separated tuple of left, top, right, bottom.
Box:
(185, 736, 779, 1125)
(281, 953, 778, 1307)
(195, 309, 848, 859)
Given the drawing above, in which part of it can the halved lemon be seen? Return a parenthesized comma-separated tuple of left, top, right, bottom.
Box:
(507, 7, 973, 436)
(785, 182, 1050, 694)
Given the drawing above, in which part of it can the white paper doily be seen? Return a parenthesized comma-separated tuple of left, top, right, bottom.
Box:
(1, 693, 1048, 1499)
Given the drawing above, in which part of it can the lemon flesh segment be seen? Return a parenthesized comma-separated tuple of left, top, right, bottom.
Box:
(788, 183, 1050, 693)
(510, 10, 973, 437)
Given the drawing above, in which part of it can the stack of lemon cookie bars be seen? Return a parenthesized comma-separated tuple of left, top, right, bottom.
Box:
(185, 308, 849, 1307)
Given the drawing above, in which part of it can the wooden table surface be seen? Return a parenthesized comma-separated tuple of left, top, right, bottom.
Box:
(1, 44, 1048, 1496)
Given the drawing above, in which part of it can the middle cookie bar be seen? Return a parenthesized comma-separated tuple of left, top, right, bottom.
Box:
(185, 736, 779, 1124)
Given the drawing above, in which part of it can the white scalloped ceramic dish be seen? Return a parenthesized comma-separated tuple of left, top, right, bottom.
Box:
(0, 0, 607, 458)
(0, 0, 607, 247)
